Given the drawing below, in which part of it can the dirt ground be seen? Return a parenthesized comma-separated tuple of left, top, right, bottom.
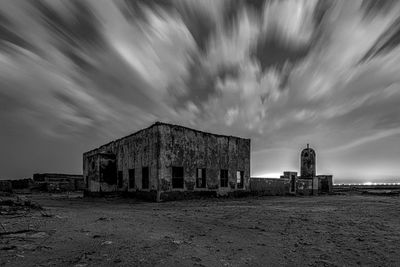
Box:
(1, 193, 400, 267)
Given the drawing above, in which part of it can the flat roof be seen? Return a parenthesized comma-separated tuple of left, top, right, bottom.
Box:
(84, 121, 250, 155)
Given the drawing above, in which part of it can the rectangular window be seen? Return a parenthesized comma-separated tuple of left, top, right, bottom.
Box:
(220, 169, 228, 187)
(142, 167, 149, 189)
(128, 169, 135, 189)
(236, 171, 244, 189)
(196, 168, 206, 188)
(172, 167, 184, 189)
(117, 171, 123, 188)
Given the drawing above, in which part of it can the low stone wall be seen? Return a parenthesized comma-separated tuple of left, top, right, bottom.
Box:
(75, 179, 85, 191)
(0, 180, 12, 193)
(249, 178, 290, 196)
(10, 179, 33, 189)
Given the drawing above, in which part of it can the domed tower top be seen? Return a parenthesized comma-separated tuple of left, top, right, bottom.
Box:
(300, 144, 316, 179)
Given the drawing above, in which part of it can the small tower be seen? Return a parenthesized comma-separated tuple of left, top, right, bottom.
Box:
(300, 144, 316, 179)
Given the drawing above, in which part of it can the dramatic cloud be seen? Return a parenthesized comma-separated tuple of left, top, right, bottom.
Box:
(1, 0, 400, 183)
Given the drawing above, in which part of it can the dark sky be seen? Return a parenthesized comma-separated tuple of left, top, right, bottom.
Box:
(1, 0, 400, 184)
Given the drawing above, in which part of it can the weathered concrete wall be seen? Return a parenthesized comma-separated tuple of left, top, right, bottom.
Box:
(300, 145, 316, 179)
(280, 171, 297, 179)
(158, 124, 250, 199)
(83, 153, 100, 192)
(83, 122, 250, 200)
(317, 175, 333, 194)
(83, 125, 159, 194)
(249, 177, 327, 196)
(296, 178, 314, 196)
(249, 177, 314, 196)
(249, 178, 290, 196)
(312, 177, 319, 196)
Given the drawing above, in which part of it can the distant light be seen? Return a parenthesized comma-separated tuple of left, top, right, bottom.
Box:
(253, 172, 282, 178)
(334, 182, 400, 186)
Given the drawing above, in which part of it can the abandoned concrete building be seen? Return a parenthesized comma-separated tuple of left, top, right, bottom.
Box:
(250, 144, 333, 196)
(83, 122, 251, 201)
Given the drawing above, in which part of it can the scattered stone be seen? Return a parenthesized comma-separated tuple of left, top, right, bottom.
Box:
(96, 217, 111, 221)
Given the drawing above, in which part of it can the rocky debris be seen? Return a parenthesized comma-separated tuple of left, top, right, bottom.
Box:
(361, 190, 400, 196)
(0, 229, 48, 238)
(0, 196, 42, 216)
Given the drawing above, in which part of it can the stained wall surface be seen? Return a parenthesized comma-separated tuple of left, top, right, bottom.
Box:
(83, 125, 159, 195)
(249, 177, 318, 196)
(249, 178, 290, 196)
(300, 146, 316, 179)
(158, 124, 250, 199)
(296, 178, 315, 195)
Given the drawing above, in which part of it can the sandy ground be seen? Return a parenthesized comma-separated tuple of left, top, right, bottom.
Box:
(1, 193, 400, 267)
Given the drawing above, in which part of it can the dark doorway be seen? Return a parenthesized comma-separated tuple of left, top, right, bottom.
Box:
(142, 167, 149, 189)
(290, 174, 296, 193)
(99, 153, 117, 185)
(172, 167, 184, 189)
(321, 179, 329, 193)
(128, 169, 135, 189)
(117, 171, 123, 188)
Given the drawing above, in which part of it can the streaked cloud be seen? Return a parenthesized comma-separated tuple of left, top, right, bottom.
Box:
(0, 0, 400, 182)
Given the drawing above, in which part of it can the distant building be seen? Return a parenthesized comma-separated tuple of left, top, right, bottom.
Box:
(290, 144, 333, 194)
(0, 178, 33, 192)
(33, 173, 84, 192)
(83, 122, 251, 201)
(250, 144, 333, 195)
